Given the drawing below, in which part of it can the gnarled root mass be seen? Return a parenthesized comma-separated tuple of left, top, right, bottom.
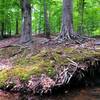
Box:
(56, 32, 93, 44)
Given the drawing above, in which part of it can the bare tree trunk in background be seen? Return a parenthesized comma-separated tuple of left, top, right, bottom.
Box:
(20, 0, 32, 43)
(16, 17, 19, 35)
(9, 22, 11, 36)
(43, 0, 51, 38)
(38, 11, 41, 34)
(77, 0, 85, 35)
(1, 22, 4, 39)
(58, 0, 74, 41)
(38, 0, 42, 34)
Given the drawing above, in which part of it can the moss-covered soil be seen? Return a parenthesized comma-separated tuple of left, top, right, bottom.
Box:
(0, 42, 100, 94)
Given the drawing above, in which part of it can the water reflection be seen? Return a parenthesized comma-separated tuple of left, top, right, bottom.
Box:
(1, 87, 100, 100)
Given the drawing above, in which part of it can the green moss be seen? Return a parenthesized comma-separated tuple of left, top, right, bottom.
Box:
(0, 60, 55, 86)
(46, 66, 56, 77)
(0, 70, 11, 86)
(0, 46, 100, 87)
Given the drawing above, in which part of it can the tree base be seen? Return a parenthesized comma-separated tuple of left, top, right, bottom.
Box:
(56, 32, 92, 44)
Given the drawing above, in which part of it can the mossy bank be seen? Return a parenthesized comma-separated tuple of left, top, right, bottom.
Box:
(0, 45, 100, 94)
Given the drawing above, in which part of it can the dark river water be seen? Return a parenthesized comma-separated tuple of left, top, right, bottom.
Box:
(1, 86, 100, 100)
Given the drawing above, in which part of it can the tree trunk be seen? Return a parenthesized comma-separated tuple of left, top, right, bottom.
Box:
(38, 0, 42, 34)
(58, 0, 74, 41)
(1, 22, 4, 39)
(38, 11, 41, 34)
(9, 23, 11, 37)
(20, 0, 32, 43)
(77, 0, 85, 35)
(16, 17, 19, 35)
(43, 0, 51, 38)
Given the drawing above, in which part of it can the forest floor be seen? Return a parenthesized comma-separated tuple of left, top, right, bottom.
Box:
(0, 35, 48, 69)
(0, 35, 100, 68)
(0, 35, 100, 94)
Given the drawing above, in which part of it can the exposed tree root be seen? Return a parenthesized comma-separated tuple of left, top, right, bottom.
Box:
(55, 58, 78, 86)
(32, 57, 100, 95)
(56, 32, 93, 44)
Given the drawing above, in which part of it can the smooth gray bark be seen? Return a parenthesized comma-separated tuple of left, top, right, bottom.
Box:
(20, 0, 32, 43)
(58, 0, 74, 40)
(43, 0, 51, 38)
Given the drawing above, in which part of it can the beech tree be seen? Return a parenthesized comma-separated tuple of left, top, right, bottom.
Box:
(57, 0, 86, 43)
(43, 0, 51, 38)
(57, 0, 74, 41)
(20, 0, 32, 43)
(0, 0, 99, 39)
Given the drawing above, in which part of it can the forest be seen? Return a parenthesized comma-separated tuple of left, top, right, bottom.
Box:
(0, 0, 100, 99)
(0, 0, 100, 39)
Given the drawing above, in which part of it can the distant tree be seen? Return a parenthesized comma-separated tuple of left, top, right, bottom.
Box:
(9, 20, 11, 36)
(20, 0, 32, 43)
(43, 0, 51, 38)
(1, 22, 4, 39)
(0, 0, 5, 39)
(77, 0, 85, 35)
(38, 0, 42, 34)
(16, 17, 19, 35)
